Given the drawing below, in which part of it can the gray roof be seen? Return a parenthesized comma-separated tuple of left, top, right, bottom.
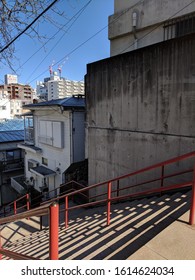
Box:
(24, 95, 85, 109)
(30, 165, 56, 178)
(0, 130, 24, 143)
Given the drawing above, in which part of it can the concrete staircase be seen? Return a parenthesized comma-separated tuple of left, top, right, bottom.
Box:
(1, 190, 195, 260)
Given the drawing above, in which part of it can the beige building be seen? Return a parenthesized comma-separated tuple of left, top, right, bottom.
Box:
(0, 82, 33, 118)
(109, 0, 195, 56)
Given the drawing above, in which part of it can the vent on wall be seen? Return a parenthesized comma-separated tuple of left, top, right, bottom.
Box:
(164, 12, 195, 40)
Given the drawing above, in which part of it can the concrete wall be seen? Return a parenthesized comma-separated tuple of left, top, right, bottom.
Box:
(86, 34, 195, 198)
(109, 0, 195, 55)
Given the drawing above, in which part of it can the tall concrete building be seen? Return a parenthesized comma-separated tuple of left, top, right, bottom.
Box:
(85, 0, 195, 197)
(109, 0, 195, 56)
(36, 71, 84, 101)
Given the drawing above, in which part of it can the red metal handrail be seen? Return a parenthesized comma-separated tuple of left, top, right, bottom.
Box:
(0, 151, 194, 259)
(0, 202, 59, 260)
(59, 151, 195, 227)
(0, 193, 30, 218)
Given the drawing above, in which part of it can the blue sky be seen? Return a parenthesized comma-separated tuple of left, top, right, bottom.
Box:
(0, 0, 114, 88)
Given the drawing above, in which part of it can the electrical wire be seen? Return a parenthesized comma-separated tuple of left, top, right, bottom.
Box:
(25, 0, 93, 82)
(0, 0, 59, 53)
(1, 0, 195, 128)
(120, 0, 195, 54)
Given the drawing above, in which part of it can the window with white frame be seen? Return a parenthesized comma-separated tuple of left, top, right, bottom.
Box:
(38, 120, 64, 148)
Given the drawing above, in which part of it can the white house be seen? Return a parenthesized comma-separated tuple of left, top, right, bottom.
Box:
(0, 99, 11, 120)
(16, 95, 85, 197)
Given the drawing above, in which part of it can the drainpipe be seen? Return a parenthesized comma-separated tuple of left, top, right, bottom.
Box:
(69, 111, 73, 164)
(132, 12, 138, 50)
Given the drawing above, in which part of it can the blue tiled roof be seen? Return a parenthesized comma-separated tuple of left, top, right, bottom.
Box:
(0, 130, 24, 143)
(0, 119, 24, 131)
(24, 95, 85, 109)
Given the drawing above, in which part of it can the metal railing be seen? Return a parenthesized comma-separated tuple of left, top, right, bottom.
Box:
(0, 193, 30, 218)
(59, 151, 195, 228)
(0, 151, 194, 260)
(0, 202, 58, 260)
(0, 180, 85, 218)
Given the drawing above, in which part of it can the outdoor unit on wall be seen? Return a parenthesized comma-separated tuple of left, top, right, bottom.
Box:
(28, 159, 39, 171)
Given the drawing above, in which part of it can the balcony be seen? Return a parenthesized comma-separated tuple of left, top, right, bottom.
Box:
(17, 114, 42, 154)
(11, 175, 27, 194)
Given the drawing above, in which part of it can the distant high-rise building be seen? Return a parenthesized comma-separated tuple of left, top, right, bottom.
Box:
(36, 70, 84, 101)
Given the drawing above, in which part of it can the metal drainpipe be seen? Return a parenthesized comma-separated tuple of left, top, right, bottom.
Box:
(132, 11, 138, 49)
(70, 111, 73, 164)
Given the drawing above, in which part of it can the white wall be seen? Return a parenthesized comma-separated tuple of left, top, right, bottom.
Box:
(24, 109, 71, 193)
(0, 99, 11, 120)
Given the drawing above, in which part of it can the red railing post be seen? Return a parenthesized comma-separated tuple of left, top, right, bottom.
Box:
(161, 165, 164, 187)
(0, 230, 2, 260)
(65, 196, 69, 229)
(49, 201, 59, 260)
(189, 163, 195, 225)
(26, 194, 30, 220)
(26, 194, 30, 211)
(14, 201, 17, 215)
(107, 182, 111, 226)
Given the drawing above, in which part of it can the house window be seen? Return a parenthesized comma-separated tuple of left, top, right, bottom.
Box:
(6, 150, 21, 161)
(38, 120, 64, 148)
(42, 157, 48, 166)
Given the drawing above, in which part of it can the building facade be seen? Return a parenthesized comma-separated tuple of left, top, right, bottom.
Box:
(0, 99, 10, 120)
(109, 0, 195, 55)
(36, 71, 84, 101)
(0, 77, 34, 118)
(14, 95, 85, 197)
(0, 119, 25, 206)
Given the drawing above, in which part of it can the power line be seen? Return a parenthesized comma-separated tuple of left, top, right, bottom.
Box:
(2, 0, 195, 125)
(0, 0, 59, 54)
(28, 0, 144, 84)
(25, 0, 93, 83)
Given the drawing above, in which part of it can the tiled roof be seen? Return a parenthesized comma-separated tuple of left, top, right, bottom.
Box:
(0, 119, 24, 131)
(24, 95, 85, 109)
(0, 130, 24, 143)
(30, 165, 56, 177)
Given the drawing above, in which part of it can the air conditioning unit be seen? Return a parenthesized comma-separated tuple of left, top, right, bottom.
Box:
(28, 159, 39, 168)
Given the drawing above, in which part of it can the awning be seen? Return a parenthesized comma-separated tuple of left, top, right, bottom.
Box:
(30, 165, 56, 178)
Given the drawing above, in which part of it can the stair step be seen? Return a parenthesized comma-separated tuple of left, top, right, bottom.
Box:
(1, 190, 192, 260)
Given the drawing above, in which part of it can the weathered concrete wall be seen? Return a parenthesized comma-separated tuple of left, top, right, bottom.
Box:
(86, 34, 195, 198)
(109, 0, 195, 55)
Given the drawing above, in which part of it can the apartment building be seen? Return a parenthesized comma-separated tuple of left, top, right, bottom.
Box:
(36, 71, 84, 101)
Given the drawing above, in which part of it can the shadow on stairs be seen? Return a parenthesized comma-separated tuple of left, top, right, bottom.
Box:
(1, 190, 195, 260)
